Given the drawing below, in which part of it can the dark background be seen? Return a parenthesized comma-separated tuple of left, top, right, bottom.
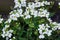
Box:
(0, 0, 14, 19)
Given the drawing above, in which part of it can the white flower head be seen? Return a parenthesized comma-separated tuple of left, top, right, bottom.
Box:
(44, 1, 50, 5)
(10, 14, 18, 20)
(0, 18, 3, 23)
(25, 15, 31, 19)
(35, 2, 41, 7)
(28, 2, 35, 9)
(1, 34, 5, 38)
(21, 1, 26, 7)
(5, 25, 10, 28)
(58, 2, 60, 5)
(39, 35, 45, 39)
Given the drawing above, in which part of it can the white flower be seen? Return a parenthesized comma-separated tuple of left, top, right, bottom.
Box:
(58, 27, 60, 29)
(13, 37, 15, 39)
(14, 0, 18, 3)
(6, 37, 9, 40)
(15, 13, 20, 17)
(47, 30, 52, 36)
(8, 33, 12, 38)
(39, 24, 45, 30)
(14, 1, 20, 8)
(5, 19, 12, 23)
(40, 1, 44, 6)
(0, 18, 3, 23)
(19, 4, 22, 8)
(17, 9, 24, 17)
(52, 26, 58, 31)
(9, 30, 13, 33)
(5, 25, 10, 28)
(44, 1, 50, 5)
(1, 34, 5, 38)
(30, 9, 34, 15)
(25, 15, 31, 19)
(33, 10, 38, 17)
(5, 30, 13, 38)
(21, 1, 26, 7)
(18, 9, 23, 14)
(38, 30, 43, 34)
(39, 35, 45, 39)
(5, 31, 9, 36)
(45, 28, 52, 36)
(46, 12, 49, 18)
(28, 2, 35, 9)
(1, 24, 13, 39)
(38, 9, 50, 18)
(2, 28, 6, 32)
(7, 19, 12, 23)
(46, 24, 50, 28)
(38, 24, 52, 38)
(10, 14, 17, 20)
(57, 23, 60, 29)
(35, 2, 41, 7)
(47, 18, 52, 23)
(2, 30, 5, 34)
(58, 2, 60, 5)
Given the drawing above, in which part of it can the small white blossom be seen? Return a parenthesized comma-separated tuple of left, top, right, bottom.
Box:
(25, 15, 31, 19)
(47, 18, 52, 23)
(15, 13, 20, 17)
(39, 35, 45, 39)
(44, 1, 50, 5)
(8, 33, 12, 38)
(28, 2, 35, 9)
(35, 2, 41, 7)
(10, 14, 18, 20)
(1, 34, 5, 38)
(5, 25, 10, 28)
(40, 1, 44, 6)
(58, 2, 60, 5)
(21, 1, 26, 7)
(0, 18, 3, 23)
(13, 37, 15, 39)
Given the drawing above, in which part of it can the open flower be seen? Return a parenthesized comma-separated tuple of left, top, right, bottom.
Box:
(10, 14, 18, 20)
(0, 18, 3, 23)
(39, 34, 45, 39)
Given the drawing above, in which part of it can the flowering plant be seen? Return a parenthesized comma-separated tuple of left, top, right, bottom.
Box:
(0, 0, 60, 40)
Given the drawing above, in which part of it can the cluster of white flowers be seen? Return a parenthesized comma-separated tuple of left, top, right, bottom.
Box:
(14, 0, 50, 8)
(38, 9, 50, 18)
(51, 22, 60, 30)
(38, 24, 52, 38)
(9, 9, 23, 20)
(10, 0, 50, 20)
(1, 0, 60, 40)
(38, 18, 60, 39)
(14, 0, 26, 8)
(38, 14, 60, 39)
(0, 0, 50, 40)
(8, 9, 49, 21)
(1, 25, 13, 40)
